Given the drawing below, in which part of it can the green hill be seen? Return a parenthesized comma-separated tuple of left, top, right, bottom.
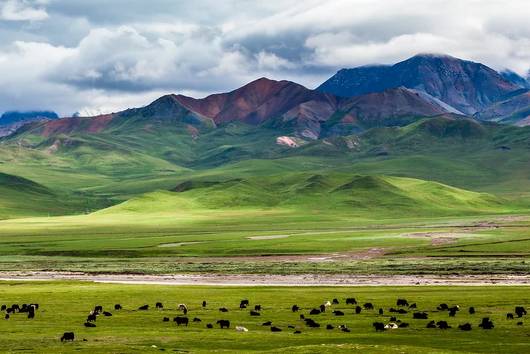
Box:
(98, 173, 509, 218)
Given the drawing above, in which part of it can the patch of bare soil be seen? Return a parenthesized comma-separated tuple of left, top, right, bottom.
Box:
(2, 271, 530, 286)
(157, 242, 203, 248)
(401, 232, 478, 246)
(246, 235, 290, 240)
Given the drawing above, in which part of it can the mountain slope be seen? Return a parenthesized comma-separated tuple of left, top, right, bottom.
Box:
(0, 172, 90, 219)
(318, 54, 519, 115)
(475, 91, 530, 125)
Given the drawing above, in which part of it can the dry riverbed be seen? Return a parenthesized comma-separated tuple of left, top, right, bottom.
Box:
(2, 271, 530, 286)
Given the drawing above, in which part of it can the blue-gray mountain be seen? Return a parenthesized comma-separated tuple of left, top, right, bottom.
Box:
(0, 111, 59, 137)
(317, 54, 528, 120)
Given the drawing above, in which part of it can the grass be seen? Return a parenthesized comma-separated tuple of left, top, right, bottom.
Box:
(1, 281, 530, 353)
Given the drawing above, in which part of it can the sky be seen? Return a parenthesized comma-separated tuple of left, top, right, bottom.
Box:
(0, 0, 529, 116)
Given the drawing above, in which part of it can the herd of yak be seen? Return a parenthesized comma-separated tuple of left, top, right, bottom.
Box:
(1, 297, 528, 343)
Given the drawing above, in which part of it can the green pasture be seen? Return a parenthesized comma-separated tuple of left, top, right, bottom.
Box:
(1, 282, 530, 353)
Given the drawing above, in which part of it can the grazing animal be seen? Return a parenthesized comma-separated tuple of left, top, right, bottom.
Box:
(390, 316, 397, 322)
(378, 308, 384, 315)
(305, 318, 320, 328)
(156, 302, 163, 309)
(507, 313, 514, 320)
(480, 317, 494, 329)
(250, 310, 260, 316)
(114, 304, 122, 310)
(515, 306, 527, 317)
(163, 317, 169, 322)
(236, 326, 248, 332)
(469, 307, 475, 315)
(4, 314, 9, 320)
(271, 326, 282, 332)
(333, 310, 344, 316)
(398, 322, 409, 328)
(326, 324, 334, 330)
(373, 322, 385, 331)
(60, 332, 75, 342)
(437, 303, 449, 311)
(310, 308, 321, 315)
(294, 330, 302, 334)
(103, 311, 112, 317)
(397, 299, 409, 307)
(332, 299, 339, 305)
(217, 320, 230, 329)
(219, 307, 229, 313)
(173, 316, 189, 326)
(426, 321, 437, 328)
(299, 314, 305, 320)
(346, 298, 357, 305)
(319, 304, 326, 312)
(138, 305, 149, 311)
(240, 299, 249, 306)
(341, 327, 351, 332)
(178, 304, 188, 314)
(413, 312, 428, 319)
(291, 305, 299, 312)
(363, 303, 374, 310)
(206, 323, 213, 328)
(94, 306, 103, 313)
(355, 306, 362, 314)
(479, 317, 494, 329)
(449, 309, 457, 317)
(202, 301, 207, 308)
(86, 314, 97, 322)
(437, 321, 451, 329)
(193, 317, 201, 322)
(0, 305, 6, 311)
(409, 303, 417, 309)
(262, 321, 272, 326)
(385, 323, 398, 329)
(84, 322, 96, 328)
(458, 323, 472, 331)
(397, 309, 408, 314)
(254, 305, 261, 311)
(517, 321, 523, 326)
(240, 303, 247, 309)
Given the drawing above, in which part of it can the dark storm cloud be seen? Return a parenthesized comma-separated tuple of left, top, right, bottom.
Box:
(0, 0, 528, 116)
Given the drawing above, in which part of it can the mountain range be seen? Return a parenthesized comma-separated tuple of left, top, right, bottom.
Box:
(1, 53, 530, 219)
(7, 53, 529, 144)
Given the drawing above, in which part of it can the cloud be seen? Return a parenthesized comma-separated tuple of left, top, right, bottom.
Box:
(0, 0, 529, 116)
(0, 0, 48, 21)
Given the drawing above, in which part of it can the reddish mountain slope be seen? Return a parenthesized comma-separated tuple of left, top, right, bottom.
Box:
(174, 77, 338, 125)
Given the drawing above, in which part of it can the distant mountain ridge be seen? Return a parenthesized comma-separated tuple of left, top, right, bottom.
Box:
(317, 54, 520, 115)
(0, 111, 59, 137)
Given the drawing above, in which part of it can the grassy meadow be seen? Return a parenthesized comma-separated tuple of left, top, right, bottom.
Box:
(1, 282, 530, 353)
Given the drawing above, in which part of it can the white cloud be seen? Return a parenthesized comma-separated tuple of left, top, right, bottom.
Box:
(0, 0, 529, 115)
(0, 0, 48, 21)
